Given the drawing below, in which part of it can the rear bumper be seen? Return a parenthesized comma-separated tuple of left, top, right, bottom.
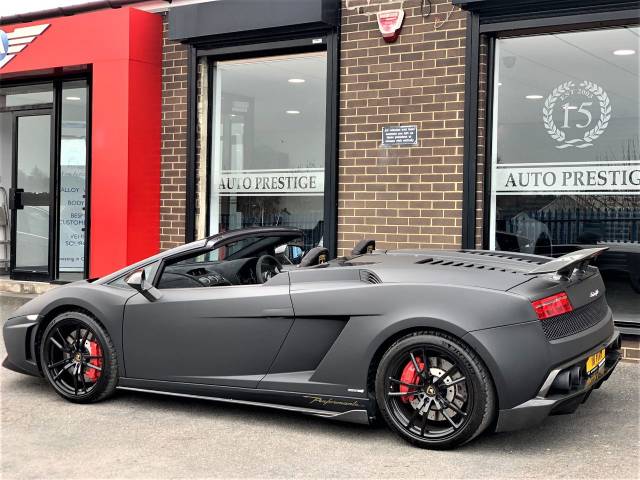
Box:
(495, 330, 621, 432)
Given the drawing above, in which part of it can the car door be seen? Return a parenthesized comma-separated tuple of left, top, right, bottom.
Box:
(122, 233, 298, 389)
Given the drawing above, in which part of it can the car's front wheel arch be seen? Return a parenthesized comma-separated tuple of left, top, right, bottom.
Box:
(34, 305, 104, 374)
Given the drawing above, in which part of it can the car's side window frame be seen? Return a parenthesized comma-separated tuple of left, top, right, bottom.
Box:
(152, 246, 216, 289)
(106, 259, 161, 290)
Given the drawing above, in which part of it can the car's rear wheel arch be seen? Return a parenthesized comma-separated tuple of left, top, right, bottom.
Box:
(371, 328, 498, 448)
(366, 325, 497, 419)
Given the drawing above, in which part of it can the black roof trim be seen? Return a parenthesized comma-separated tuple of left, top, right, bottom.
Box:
(168, 0, 339, 43)
(452, 0, 640, 18)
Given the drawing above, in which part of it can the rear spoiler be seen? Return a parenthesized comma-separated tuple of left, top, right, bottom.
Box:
(525, 247, 609, 277)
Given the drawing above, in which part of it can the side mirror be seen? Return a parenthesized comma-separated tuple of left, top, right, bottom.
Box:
(126, 269, 162, 302)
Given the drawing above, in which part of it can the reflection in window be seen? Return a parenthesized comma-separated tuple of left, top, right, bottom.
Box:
(208, 52, 327, 250)
(491, 27, 640, 326)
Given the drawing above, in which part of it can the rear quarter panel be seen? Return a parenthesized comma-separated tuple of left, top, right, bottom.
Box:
(290, 281, 536, 394)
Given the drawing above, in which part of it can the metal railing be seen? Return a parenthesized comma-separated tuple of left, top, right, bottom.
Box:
(507, 208, 640, 245)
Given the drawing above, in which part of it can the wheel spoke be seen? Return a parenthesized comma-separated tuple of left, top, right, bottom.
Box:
(53, 362, 75, 380)
(439, 401, 462, 430)
(79, 366, 88, 394)
(84, 355, 103, 361)
(47, 358, 71, 370)
(80, 327, 89, 350)
(406, 404, 422, 429)
(444, 376, 467, 387)
(48, 336, 66, 352)
(420, 348, 430, 376)
(441, 398, 467, 417)
(410, 352, 427, 379)
(55, 328, 70, 350)
(73, 364, 79, 395)
(83, 363, 102, 372)
(419, 398, 434, 436)
(388, 377, 422, 388)
(434, 365, 459, 386)
(388, 390, 419, 397)
(74, 327, 81, 349)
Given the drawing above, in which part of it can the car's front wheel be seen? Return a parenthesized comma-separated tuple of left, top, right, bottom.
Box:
(375, 331, 495, 449)
(40, 311, 118, 403)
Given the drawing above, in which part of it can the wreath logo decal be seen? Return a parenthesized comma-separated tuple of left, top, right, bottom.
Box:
(543, 80, 611, 149)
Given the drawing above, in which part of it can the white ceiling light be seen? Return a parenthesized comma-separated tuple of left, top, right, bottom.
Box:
(285, 110, 300, 115)
(65, 96, 81, 101)
(288, 78, 305, 84)
(525, 95, 543, 100)
(613, 49, 636, 56)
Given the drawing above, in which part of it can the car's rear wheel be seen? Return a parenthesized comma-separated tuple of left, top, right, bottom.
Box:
(375, 331, 495, 449)
(40, 311, 118, 403)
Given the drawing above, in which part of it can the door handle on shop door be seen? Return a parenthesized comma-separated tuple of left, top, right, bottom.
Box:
(8, 188, 24, 210)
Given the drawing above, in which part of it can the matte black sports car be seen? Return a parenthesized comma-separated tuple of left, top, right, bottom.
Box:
(3, 227, 621, 449)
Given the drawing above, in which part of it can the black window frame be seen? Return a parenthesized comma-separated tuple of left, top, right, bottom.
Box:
(183, 30, 340, 258)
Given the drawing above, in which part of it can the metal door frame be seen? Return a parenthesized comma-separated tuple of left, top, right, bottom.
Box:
(9, 108, 56, 281)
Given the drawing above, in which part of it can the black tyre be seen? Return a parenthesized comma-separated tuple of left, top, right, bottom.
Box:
(375, 331, 495, 449)
(40, 311, 118, 403)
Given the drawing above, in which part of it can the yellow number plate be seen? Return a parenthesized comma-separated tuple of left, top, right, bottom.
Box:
(586, 349, 606, 375)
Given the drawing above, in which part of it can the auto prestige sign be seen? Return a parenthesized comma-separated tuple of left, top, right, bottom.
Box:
(495, 161, 640, 195)
(218, 168, 324, 196)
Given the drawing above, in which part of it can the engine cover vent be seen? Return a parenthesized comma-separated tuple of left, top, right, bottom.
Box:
(359, 270, 382, 284)
(458, 250, 547, 265)
(416, 257, 520, 274)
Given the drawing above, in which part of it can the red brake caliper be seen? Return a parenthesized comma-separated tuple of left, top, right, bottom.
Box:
(85, 340, 102, 382)
(399, 357, 424, 403)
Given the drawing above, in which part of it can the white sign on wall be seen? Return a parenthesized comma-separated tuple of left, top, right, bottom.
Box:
(494, 161, 640, 195)
(218, 168, 324, 196)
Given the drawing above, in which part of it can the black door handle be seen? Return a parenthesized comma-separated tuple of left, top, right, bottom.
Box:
(8, 188, 24, 210)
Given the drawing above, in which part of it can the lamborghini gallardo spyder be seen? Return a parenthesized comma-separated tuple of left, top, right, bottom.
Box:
(3, 227, 620, 449)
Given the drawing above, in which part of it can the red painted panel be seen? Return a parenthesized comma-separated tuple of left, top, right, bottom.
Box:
(0, 8, 162, 277)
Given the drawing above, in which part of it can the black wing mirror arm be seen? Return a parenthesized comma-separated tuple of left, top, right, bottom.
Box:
(125, 269, 162, 302)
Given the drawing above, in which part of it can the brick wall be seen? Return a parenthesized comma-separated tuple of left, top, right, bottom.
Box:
(160, 18, 188, 251)
(338, 0, 467, 257)
(621, 335, 640, 362)
(475, 37, 488, 249)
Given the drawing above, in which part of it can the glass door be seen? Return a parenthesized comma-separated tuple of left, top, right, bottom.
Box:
(10, 110, 54, 280)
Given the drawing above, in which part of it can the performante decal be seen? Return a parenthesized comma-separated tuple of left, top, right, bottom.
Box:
(303, 396, 363, 408)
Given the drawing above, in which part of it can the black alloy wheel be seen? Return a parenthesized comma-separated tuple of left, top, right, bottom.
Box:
(375, 331, 495, 449)
(40, 311, 118, 403)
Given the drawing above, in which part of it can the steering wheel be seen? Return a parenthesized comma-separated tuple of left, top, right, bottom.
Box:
(256, 255, 282, 284)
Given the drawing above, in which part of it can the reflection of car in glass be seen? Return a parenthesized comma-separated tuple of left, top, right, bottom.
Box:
(550, 242, 640, 333)
(4, 227, 621, 449)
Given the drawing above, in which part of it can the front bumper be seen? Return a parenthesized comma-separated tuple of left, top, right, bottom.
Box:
(495, 330, 621, 432)
(2, 314, 42, 377)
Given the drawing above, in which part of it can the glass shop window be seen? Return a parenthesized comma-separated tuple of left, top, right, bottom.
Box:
(490, 26, 640, 327)
(208, 52, 327, 250)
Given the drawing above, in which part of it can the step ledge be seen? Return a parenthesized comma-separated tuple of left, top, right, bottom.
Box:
(0, 279, 57, 295)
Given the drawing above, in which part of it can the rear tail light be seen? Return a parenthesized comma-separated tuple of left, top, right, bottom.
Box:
(531, 292, 573, 320)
